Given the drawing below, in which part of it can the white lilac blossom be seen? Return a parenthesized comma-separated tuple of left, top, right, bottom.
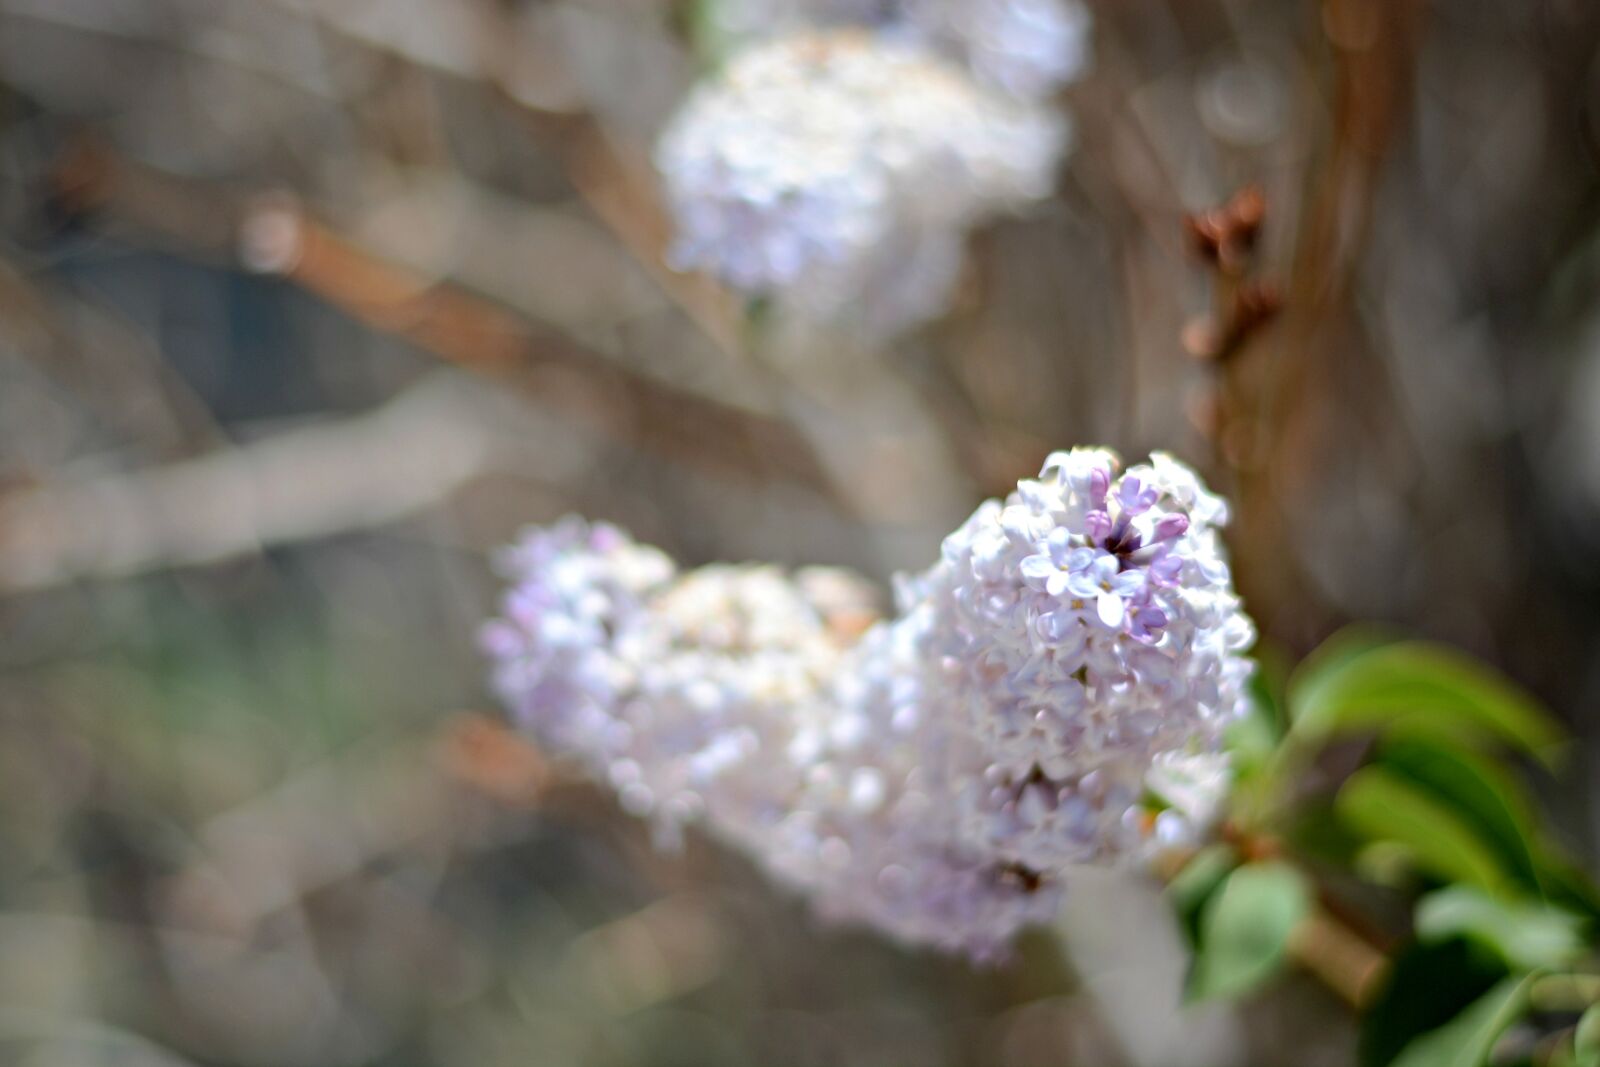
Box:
(702, 0, 1093, 101)
(910, 448, 1255, 872)
(898, 0, 1093, 101)
(482, 451, 1255, 959)
(654, 31, 1065, 335)
(482, 519, 855, 850)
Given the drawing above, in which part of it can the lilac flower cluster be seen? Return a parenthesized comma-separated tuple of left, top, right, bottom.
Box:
(483, 452, 1254, 959)
(901, 0, 1093, 102)
(656, 32, 1064, 337)
(707, 0, 1093, 102)
(482, 519, 856, 850)
(909, 449, 1254, 875)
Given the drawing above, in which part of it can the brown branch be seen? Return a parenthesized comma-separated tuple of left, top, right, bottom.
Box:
(0, 254, 227, 461)
(48, 141, 834, 496)
(1185, 0, 1430, 654)
(209, 0, 745, 359)
(517, 108, 746, 359)
(1288, 906, 1390, 1010)
(1184, 186, 1267, 280)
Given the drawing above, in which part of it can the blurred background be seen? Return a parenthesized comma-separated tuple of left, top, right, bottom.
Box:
(1, 0, 1599, 1063)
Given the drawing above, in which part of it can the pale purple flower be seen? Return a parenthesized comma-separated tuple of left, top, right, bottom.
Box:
(482, 450, 1254, 960)
(703, 0, 1094, 103)
(655, 32, 1066, 336)
(1019, 532, 1097, 596)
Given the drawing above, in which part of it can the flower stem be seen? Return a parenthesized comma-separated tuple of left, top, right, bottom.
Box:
(1287, 904, 1390, 1009)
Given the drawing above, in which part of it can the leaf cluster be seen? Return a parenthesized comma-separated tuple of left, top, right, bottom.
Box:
(1168, 632, 1599, 1067)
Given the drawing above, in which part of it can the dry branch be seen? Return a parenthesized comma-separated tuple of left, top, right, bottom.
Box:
(0, 375, 491, 591)
(48, 142, 833, 495)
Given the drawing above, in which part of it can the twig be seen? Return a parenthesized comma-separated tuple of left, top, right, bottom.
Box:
(1288, 906, 1390, 1010)
(0, 255, 227, 460)
(158, 0, 748, 358)
(1228, 0, 1429, 651)
(521, 108, 745, 358)
(46, 142, 834, 495)
(1181, 185, 1284, 465)
(0, 374, 492, 592)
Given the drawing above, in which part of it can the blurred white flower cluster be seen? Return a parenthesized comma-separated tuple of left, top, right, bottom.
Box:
(706, 0, 1093, 100)
(655, 1, 1090, 337)
(483, 450, 1254, 959)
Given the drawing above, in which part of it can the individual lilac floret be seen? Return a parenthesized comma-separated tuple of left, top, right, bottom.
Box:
(482, 451, 1255, 960)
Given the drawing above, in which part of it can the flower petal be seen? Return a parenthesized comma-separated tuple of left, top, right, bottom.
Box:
(1096, 591, 1126, 628)
(1019, 555, 1056, 582)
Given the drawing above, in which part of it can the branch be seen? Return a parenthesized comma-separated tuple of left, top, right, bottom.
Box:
(0, 375, 491, 592)
(47, 142, 834, 495)
(1287, 906, 1390, 1010)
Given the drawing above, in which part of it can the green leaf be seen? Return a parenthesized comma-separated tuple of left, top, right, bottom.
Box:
(1375, 740, 1543, 894)
(1168, 845, 1238, 949)
(1357, 841, 1431, 890)
(1248, 641, 1293, 737)
(1226, 687, 1286, 826)
(1416, 887, 1585, 971)
(1188, 861, 1311, 1001)
(680, 0, 733, 71)
(1286, 803, 1365, 867)
(1336, 767, 1511, 894)
(1390, 975, 1534, 1067)
(1576, 1003, 1600, 1060)
(1528, 854, 1600, 922)
(1226, 695, 1280, 774)
(1289, 626, 1403, 723)
(1287, 638, 1564, 765)
(1360, 938, 1509, 1067)
(1375, 738, 1600, 912)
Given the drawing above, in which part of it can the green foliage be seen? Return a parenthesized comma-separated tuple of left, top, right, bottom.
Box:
(1372, 740, 1543, 894)
(1388, 975, 1535, 1067)
(1529, 855, 1600, 923)
(1360, 938, 1510, 1067)
(1167, 844, 1238, 949)
(1283, 804, 1366, 868)
(1286, 638, 1564, 765)
(1246, 641, 1293, 738)
(1225, 693, 1281, 779)
(1187, 861, 1311, 1001)
(1336, 766, 1512, 894)
(1416, 887, 1586, 972)
(1287, 626, 1403, 724)
(1167, 628, 1598, 1067)
(1575, 1003, 1600, 1065)
(679, 0, 734, 71)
